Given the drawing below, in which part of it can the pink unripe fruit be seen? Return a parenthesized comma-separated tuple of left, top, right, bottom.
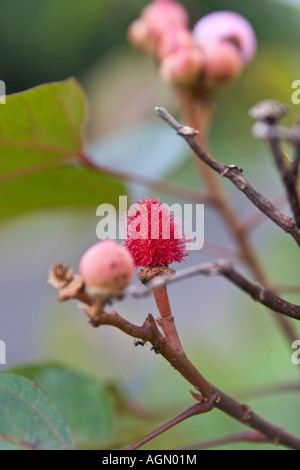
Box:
(156, 25, 194, 61)
(127, 18, 153, 53)
(193, 11, 257, 64)
(142, 0, 189, 45)
(201, 41, 243, 85)
(79, 239, 135, 299)
(159, 46, 204, 86)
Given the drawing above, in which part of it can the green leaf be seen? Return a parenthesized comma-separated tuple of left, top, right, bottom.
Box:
(0, 78, 86, 174)
(11, 364, 115, 449)
(0, 78, 125, 220)
(0, 438, 22, 451)
(0, 373, 74, 450)
(0, 164, 124, 219)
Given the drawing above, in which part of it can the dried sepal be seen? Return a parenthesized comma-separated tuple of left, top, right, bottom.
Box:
(48, 263, 74, 289)
(57, 274, 85, 302)
(137, 265, 176, 284)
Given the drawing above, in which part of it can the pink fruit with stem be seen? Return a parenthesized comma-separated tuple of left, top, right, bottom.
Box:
(127, 18, 153, 53)
(128, 0, 189, 53)
(156, 24, 194, 61)
(142, 0, 189, 43)
(159, 46, 204, 86)
(193, 10, 257, 64)
(201, 40, 243, 85)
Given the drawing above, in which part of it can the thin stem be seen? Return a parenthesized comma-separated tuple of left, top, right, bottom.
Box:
(0, 157, 71, 184)
(156, 106, 300, 246)
(292, 145, 300, 177)
(242, 193, 288, 233)
(126, 400, 214, 450)
(156, 103, 300, 357)
(79, 152, 212, 205)
(171, 97, 299, 346)
(237, 381, 300, 400)
(0, 435, 43, 451)
(179, 431, 269, 450)
(138, 266, 184, 354)
(201, 240, 241, 260)
(268, 136, 287, 174)
(268, 136, 300, 227)
(152, 285, 172, 318)
(173, 96, 299, 345)
(153, 285, 184, 354)
(175, 90, 267, 285)
(274, 285, 300, 295)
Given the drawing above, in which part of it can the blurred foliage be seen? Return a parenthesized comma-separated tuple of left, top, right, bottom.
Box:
(0, 0, 298, 94)
(0, 372, 74, 450)
(0, 0, 138, 93)
(10, 364, 115, 449)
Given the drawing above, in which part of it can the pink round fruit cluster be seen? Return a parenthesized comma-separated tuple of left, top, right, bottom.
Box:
(128, 0, 257, 89)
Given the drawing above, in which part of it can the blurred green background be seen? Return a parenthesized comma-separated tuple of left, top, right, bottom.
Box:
(0, 0, 300, 450)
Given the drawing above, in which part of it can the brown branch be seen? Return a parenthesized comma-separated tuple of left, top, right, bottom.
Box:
(50, 275, 300, 449)
(91, 309, 300, 449)
(174, 95, 298, 347)
(126, 399, 215, 450)
(174, 90, 268, 286)
(155, 106, 300, 246)
(268, 136, 300, 227)
(242, 193, 288, 233)
(129, 260, 300, 321)
(251, 107, 300, 228)
(292, 145, 300, 178)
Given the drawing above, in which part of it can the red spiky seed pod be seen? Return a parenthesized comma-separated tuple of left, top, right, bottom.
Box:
(124, 198, 188, 267)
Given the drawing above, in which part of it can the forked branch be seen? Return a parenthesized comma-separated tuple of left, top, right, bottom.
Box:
(130, 260, 300, 321)
(155, 107, 300, 246)
(49, 267, 300, 450)
(126, 399, 215, 450)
